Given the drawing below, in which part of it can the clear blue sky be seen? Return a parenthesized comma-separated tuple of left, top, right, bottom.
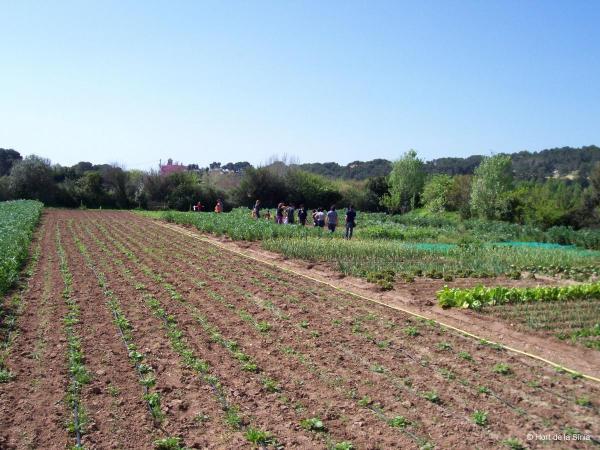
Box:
(1, 0, 599, 170)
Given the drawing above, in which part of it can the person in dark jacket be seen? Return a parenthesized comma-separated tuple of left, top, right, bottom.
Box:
(298, 204, 307, 226)
(287, 204, 295, 224)
(276, 203, 285, 224)
(252, 200, 261, 219)
(345, 205, 356, 239)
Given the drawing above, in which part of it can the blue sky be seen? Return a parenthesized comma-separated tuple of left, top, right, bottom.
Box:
(1, 0, 599, 170)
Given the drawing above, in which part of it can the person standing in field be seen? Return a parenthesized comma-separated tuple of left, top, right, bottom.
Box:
(312, 209, 318, 227)
(298, 204, 307, 226)
(214, 199, 223, 213)
(287, 203, 295, 224)
(252, 200, 261, 219)
(345, 204, 356, 239)
(315, 208, 326, 228)
(276, 202, 285, 224)
(326, 205, 338, 233)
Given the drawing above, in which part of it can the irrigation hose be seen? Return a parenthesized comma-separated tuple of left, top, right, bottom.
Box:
(159, 222, 600, 384)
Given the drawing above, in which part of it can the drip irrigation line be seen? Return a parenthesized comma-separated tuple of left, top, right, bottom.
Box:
(72, 230, 159, 424)
(126, 219, 600, 426)
(72, 395, 82, 448)
(104, 217, 600, 446)
(367, 404, 424, 446)
(80, 223, 272, 450)
(334, 343, 488, 443)
(56, 229, 85, 449)
(110, 307, 154, 419)
(158, 222, 600, 385)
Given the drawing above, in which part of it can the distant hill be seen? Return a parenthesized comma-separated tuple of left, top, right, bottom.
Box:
(294, 159, 392, 180)
(296, 146, 600, 182)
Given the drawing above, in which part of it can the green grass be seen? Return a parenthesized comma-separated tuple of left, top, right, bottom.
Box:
(0, 200, 43, 295)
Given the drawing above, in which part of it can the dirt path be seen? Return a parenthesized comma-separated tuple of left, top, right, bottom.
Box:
(0, 214, 72, 449)
(2, 210, 599, 449)
(154, 220, 600, 381)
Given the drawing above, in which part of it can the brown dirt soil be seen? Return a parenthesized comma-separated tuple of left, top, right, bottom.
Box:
(164, 221, 600, 381)
(1, 210, 599, 449)
(111, 213, 586, 448)
(0, 213, 74, 450)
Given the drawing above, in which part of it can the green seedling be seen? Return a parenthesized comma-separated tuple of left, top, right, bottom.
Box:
(422, 390, 440, 404)
(493, 363, 512, 375)
(472, 410, 488, 426)
(300, 417, 326, 432)
(388, 416, 410, 428)
(332, 442, 354, 450)
(502, 438, 525, 450)
(153, 437, 185, 450)
(458, 351, 472, 361)
(244, 427, 274, 446)
(575, 396, 592, 407)
(404, 326, 419, 337)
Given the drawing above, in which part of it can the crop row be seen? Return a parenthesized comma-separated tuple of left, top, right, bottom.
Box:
(90, 216, 440, 448)
(141, 209, 600, 283)
(0, 223, 42, 384)
(437, 282, 600, 309)
(70, 226, 171, 443)
(142, 208, 600, 250)
(75, 219, 282, 448)
(104, 213, 600, 447)
(0, 200, 43, 295)
(55, 226, 91, 447)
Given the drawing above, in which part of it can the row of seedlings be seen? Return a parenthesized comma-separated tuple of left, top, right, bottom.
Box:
(55, 226, 91, 448)
(69, 229, 169, 442)
(88, 219, 371, 450)
(102, 220, 434, 449)
(113, 214, 600, 445)
(77, 220, 280, 449)
(0, 228, 43, 383)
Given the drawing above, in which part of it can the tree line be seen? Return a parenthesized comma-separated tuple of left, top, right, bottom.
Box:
(1, 147, 599, 229)
(294, 145, 600, 182)
(384, 150, 600, 229)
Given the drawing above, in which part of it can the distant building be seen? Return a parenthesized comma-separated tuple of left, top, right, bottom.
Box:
(160, 158, 187, 176)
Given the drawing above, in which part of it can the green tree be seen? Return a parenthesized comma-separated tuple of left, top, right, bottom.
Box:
(75, 171, 108, 208)
(381, 150, 425, 213)
(8, 155, 56, 204)
(447, 175, 473, 217)
(511, 180, 583, 228)
(470, 155, 513, 220)
(422, 174, 454, 213)
(0, 176, 10, 201)
(577, 162, 600, 227)
(234, 167, 287, 208)
(165, 172, 203, 211)
(285, 170, 341, 208)
(0, 149, 22, 176)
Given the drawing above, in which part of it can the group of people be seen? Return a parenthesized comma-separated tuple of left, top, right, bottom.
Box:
(252, 200, 357, 239)
(193, 199, 224, 213)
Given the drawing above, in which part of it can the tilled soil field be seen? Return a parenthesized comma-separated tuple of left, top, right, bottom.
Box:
(1, 210, 599, 449)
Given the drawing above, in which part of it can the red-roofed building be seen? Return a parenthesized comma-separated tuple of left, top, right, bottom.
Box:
(160, 158, 187, 176)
